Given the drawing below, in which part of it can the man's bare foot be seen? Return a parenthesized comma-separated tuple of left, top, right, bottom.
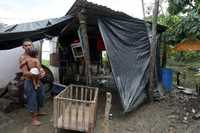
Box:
(37, 112, 48, 116)
(32, 119, 42, 126)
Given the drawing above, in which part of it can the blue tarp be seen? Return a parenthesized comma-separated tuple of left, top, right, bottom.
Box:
(98, 16, 150, 112)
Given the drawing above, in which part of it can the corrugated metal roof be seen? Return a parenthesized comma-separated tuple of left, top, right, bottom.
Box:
(66, 0, 132, 19)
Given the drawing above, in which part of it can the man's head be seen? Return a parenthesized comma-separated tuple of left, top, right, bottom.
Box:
(22, 38, 33, 52)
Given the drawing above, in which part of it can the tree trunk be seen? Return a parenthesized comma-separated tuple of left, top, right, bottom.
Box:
(149, 0, 160, 101)
(141, 0, 146, 19)
(161, 42, 167, 68)
(78, 10, 92, 85)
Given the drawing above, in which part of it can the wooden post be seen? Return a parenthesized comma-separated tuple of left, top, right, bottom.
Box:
(102, 92, 112, 133)
(149, 0, 160, 101)
(162, 42, 167, 68)
(38, 40, 43, 63)
(78, 9, 92, 85)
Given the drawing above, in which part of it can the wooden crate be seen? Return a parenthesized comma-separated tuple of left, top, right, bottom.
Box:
(53, 84, 98, 133)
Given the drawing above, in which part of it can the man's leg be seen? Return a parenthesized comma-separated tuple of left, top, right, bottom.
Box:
(36, 82, 47, 116)
(24, 80, 42, 126)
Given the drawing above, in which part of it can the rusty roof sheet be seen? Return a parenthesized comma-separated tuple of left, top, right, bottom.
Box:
(175, 39, 200, 51)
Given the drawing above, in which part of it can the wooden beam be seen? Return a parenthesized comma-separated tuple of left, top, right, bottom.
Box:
(78, 9, 92, 85)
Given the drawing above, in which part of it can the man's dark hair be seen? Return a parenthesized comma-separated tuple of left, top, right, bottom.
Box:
(22, 38, 32, 44)
(27, 48, 38, 58)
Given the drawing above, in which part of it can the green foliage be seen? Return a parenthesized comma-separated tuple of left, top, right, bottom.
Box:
(168, 0, 194, 15)
(176, 12, 200, 39)
(183, 51, 199, 59)
(42, 59, 50, 67)
(158, 15, 182, 43)
(160, 0, 200, 44)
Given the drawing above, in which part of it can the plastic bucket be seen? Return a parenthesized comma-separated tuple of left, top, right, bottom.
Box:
(161, 68, 173, 92)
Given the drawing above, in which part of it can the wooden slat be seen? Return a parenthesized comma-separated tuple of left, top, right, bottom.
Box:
(65, 100, 69, 129)
(83, 102, 86, 130)
(57, 97, 94, 103)
(62, 99, 65, 128)
(70, 84, 96, 90)
(89, 89, 93, 101)
(68, 101, 72, 128)
(81, 87, 85, 130)
(53, 97, 57, 127)
(75, 86, 78, 99)
(58, 97, 60, 119)
(94, 88, 99, 102)
(88, 103, 91, 132)
(85, 88, 88, 101)
(66, 88, 69, 98)
(70, 86, 73, 99)
(75, 100, 79, 129)
(75, 86, 78, 129)
(81, 88, 84, 100)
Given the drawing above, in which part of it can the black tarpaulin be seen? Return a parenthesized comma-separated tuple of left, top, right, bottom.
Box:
(98, 17, 150, 112)
(0, 16, 72, 50)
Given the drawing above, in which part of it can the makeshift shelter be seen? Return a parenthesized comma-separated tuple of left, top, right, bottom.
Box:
(0, 0, 165, 113)
(58, 0, 165, 112)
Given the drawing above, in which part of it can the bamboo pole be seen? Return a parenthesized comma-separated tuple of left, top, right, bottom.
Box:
(78, 9, 92, 85)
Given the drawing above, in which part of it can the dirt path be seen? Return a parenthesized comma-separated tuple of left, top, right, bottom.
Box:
(1, 91, 200, 133)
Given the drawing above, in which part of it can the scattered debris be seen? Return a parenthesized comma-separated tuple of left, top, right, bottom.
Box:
(182, 120, 188, 124)
(180, 88, 196, 95)
(0, 98, 13, 113)
(166, 88, 200, 124)
(183, 116, 188, 121)
(192, 108, 196, 113)
(168, 125, 176, 133)
(193, 112, 200, 120)
(0, 87, 7, 97)
(0, 112, 14, 129)
(167, 115, 178, 119)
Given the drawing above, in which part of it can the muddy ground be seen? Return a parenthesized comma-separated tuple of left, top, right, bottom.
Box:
(1, 89, 200, 133)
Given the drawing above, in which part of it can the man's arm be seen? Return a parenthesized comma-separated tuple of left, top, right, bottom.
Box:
(19, 56, 32, 78)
